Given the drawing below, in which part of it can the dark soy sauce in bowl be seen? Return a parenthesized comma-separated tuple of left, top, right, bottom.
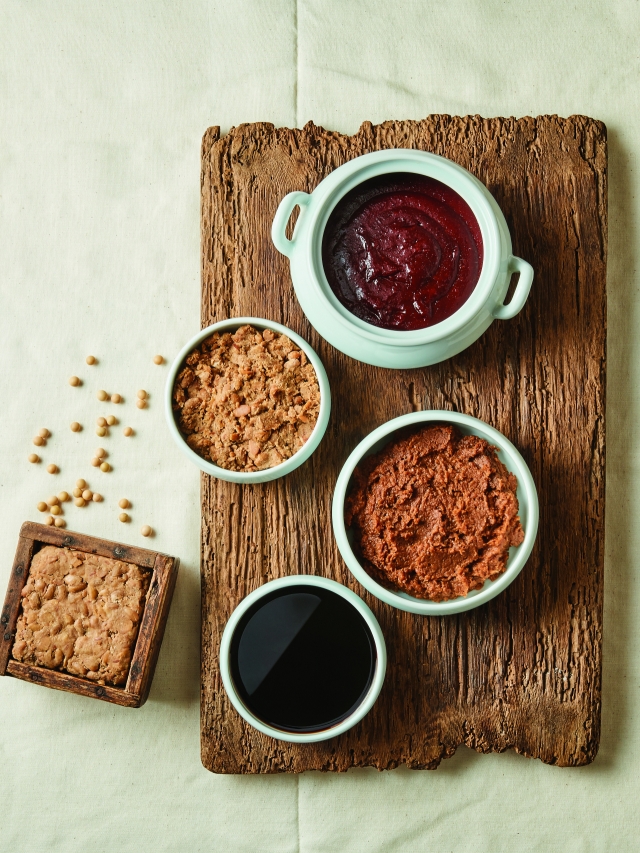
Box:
(229, 585, 376, 733)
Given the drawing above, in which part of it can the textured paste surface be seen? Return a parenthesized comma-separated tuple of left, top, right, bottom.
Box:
(12, 545, 150, 685)
(345, 424, 524, 601)
(172, 324, 320, 471)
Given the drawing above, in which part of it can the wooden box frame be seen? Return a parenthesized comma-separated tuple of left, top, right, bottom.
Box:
(0, 522, 179, 708)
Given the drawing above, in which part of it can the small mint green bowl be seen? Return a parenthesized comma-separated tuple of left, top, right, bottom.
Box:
(219, 575, 387, 744)
(332, 411, 539, 615)
(164, 317, 331, 484)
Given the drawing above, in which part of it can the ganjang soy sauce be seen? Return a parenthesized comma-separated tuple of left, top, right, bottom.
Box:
(230, 585, 376, 733)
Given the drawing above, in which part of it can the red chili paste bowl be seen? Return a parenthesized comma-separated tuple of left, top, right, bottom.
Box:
(272, 150, 533, 369)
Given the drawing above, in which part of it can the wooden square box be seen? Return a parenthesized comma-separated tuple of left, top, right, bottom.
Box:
(0, 522, 179, 707)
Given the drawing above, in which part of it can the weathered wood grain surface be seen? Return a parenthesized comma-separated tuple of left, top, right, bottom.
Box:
(126, 553, 180, 705)
(200, 116, 607, 773)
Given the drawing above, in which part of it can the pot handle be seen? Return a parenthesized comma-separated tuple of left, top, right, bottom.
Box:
(492, 256, 534, 320)
(271, 191, 311, 258)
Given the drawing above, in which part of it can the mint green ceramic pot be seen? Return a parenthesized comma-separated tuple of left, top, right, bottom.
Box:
(272, 150, 533, 369)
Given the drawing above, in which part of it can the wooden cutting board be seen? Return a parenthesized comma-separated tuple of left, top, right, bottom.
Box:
(200, 115, 607, 773)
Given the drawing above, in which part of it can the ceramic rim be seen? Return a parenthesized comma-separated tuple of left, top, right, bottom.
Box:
(303, 150, 504, 346)
(219, 575, 387, 743)
(164, 317, 331, 483)
(332, 411, 539, 615)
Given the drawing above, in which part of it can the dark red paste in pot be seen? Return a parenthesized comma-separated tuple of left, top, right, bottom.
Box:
(321, 174, 483, 331)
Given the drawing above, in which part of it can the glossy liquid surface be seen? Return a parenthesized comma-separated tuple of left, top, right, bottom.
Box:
(230, 586, 375, 732)
(322, 173, 483, 331)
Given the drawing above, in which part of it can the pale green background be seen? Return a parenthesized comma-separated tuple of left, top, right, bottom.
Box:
(0, 1, 636, 851)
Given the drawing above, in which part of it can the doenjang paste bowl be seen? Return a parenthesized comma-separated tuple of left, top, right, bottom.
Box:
(332, 411, 539, 615)
(272, 149, 533, 369)
(165, 317, 331, 483)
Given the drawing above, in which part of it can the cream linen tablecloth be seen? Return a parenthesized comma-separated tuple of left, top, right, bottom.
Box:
(1, 2, 636, 850)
